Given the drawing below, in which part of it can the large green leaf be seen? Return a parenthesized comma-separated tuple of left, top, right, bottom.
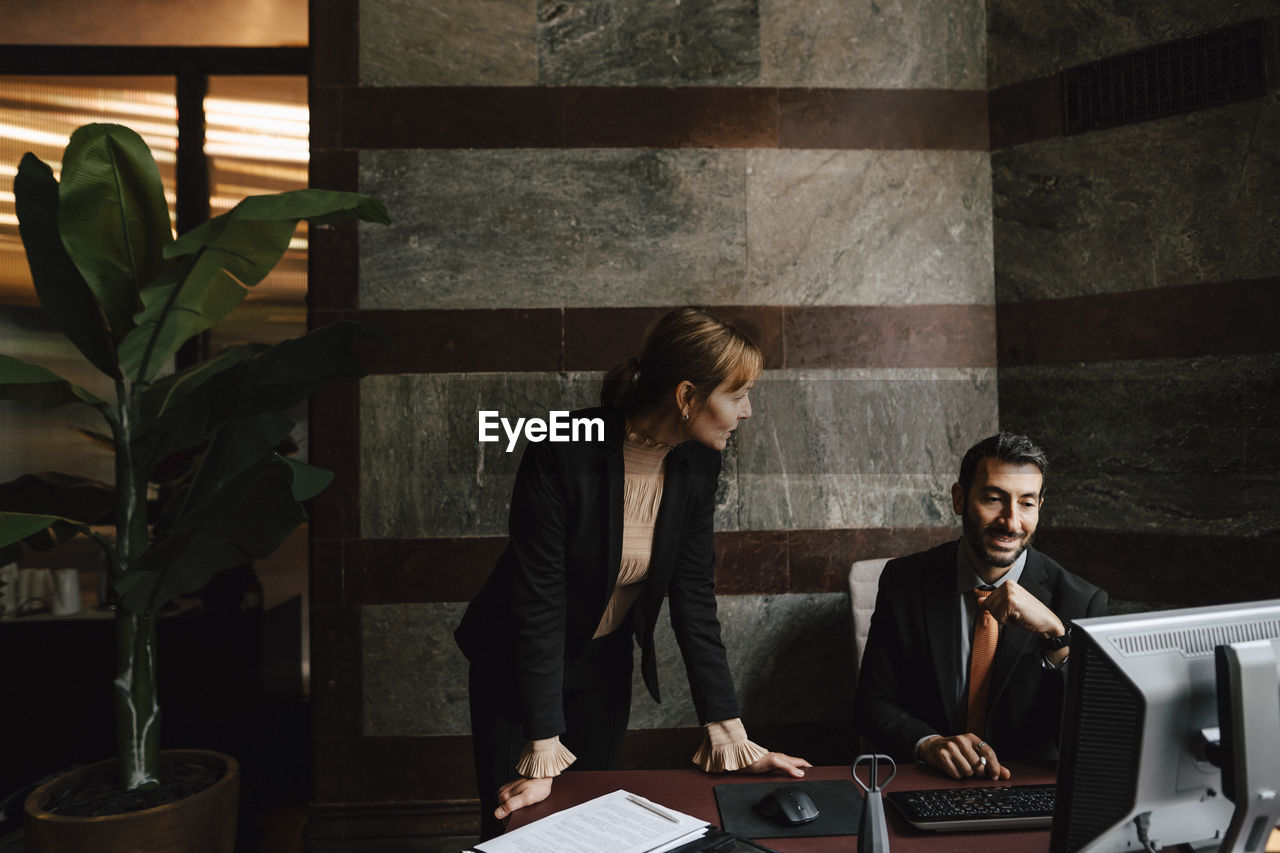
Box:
(166, 411, 296, 528)
(0, 511, 90, 550)
(136, 323, 372, 461)
(0, 472, 115, 524)
(119, 190, 389, 383)
(277, 454, 334, 501)
(116, 458, 306, 613)
(234, 322, 372, 412)
(134, 342, 265, 435)
(14, 153, 119, 378)
(165, 190, 389, 259)
(119, 223, 290, 382)
(57, 124, 172, 342)
(0, 354, 107, 410)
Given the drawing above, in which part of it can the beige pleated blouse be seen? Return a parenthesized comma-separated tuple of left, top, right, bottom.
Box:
(514, 434, 768, 779)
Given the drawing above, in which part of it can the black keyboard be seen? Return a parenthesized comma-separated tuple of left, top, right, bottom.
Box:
(886, 783, 1055, 831)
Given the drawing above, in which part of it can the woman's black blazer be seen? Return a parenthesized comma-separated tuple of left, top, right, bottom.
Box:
(455, 406, 741, 741)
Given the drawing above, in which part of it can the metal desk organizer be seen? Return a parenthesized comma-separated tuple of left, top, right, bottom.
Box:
(852, 754, 896, 853)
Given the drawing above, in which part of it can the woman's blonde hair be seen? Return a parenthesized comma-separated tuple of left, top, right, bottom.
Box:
(600, 307, 763, 415)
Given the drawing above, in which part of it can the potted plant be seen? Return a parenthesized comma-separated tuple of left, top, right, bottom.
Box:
(0, 123, 389, 852)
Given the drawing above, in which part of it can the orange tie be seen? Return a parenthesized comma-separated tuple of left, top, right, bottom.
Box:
(966, 587, 1000, 737)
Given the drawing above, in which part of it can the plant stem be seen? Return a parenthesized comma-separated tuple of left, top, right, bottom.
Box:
(113, 378, 159, 791)
(114, 605, 159, 790)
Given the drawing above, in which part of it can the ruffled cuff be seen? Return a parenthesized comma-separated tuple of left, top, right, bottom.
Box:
(515, 736, 577, 778)
(691, 718, 769, 773)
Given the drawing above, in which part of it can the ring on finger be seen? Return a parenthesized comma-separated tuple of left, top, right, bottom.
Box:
(976, 740, 987, 751)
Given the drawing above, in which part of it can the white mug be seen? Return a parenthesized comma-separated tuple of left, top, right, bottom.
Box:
(17, 567, 54, 615)
(52, 568, 82, 616)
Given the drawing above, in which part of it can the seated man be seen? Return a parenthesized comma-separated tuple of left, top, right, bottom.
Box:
(853, 432, 1107, 780)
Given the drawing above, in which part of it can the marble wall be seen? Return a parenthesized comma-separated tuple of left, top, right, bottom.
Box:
(359, 149, 993, 308)
(989, 4, 1280, 602)
(360, 0, 987, 88)
(993, 96, 1279, 303)
(362, 594, 853, 736)
(1000, 355, 1279, 539)
(359, 370, 996, 540)
(308, 0, 1280, 831)
(331, 0, 997, 763)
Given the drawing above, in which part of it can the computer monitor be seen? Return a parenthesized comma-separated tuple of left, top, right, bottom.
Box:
(1215, 636, 1280, 853)
(1050, 599, 1280, 853)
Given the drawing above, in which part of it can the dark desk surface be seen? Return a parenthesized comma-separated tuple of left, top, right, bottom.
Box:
(507, 762, 1057, 852)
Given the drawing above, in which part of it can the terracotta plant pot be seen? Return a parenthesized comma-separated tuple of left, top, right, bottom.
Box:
(23, 749, 239, 853)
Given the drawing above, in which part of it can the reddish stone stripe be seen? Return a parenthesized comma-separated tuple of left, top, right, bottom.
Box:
(340, 527, 958, 604)
(335, 526, 1277, 606)
(307, 381, 361, 538)
(309, 0, 359, 87)
(311, 539, 345, 608)
(312, 305, 997, 374)
(306, 150, 360, 311)
(314, 308, 567, 374)
(779, 88, 989, 150)
(346, 537, 509, 605)
(309, 85, 345, 153)
(997, 278, 1280, 366)
(714, 529, 790, 594)
(311, 604, 364, 742)
(337, 86, 991, 150)
(346, 87, 564, 149)
(787, 527, 959, 592)
(563, 87, 779, 149)
(786, 305, 997, 369)
(1033, 528, 1280, 608)
(563, 306, 787, 372)
(988, 74, 1062, 150)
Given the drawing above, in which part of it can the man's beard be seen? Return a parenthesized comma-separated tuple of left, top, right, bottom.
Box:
(961, 506, 1033, 568)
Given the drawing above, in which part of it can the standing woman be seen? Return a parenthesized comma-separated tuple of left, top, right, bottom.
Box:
(456, 307, 810, 838)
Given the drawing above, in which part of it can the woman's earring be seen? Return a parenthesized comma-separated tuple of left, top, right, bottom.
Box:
(682, 411, 689, 422)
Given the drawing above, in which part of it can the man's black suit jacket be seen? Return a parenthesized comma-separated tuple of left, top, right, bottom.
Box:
(852, 540, 1107, 761)
(455, 407, 740, 741)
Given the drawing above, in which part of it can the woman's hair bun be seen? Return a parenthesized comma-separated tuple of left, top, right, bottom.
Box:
(599, 307, 762, 414)
(602, 354, 644, 410)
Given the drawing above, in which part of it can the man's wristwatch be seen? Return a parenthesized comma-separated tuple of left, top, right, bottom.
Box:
(1041, 627, 1072, 652)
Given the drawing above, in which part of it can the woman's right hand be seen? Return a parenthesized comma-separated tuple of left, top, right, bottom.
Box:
(494, 776, 554, 821)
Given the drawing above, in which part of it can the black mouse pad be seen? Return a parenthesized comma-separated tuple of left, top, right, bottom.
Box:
(713, 780, 863, 839)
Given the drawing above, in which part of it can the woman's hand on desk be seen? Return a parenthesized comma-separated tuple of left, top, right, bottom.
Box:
(919, 734, 1011, 781)
(494, 776, 553, 820)
(742, 752, 813, 777)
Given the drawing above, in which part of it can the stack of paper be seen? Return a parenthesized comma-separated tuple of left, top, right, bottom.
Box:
(469, 789, 710, 853)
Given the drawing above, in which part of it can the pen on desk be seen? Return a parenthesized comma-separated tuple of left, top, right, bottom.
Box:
(627, 793, 680, 823)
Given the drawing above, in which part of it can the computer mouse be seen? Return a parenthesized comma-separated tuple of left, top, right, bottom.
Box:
(756, 785, 820, 826)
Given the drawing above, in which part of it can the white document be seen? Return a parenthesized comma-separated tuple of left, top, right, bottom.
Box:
(472, 789, 710, 853)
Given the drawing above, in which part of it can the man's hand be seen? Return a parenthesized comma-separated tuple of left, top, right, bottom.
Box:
(918, 734, 1011, 780)
(981, 580, 1065, 639)
(742, 752, 813, 777)
(494, 776, 553, 820)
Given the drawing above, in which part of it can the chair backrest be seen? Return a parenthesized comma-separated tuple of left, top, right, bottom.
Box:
(847, 557, 891, 675)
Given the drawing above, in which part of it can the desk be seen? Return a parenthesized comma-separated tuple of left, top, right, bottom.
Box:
(508, 763, 1056, 852)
